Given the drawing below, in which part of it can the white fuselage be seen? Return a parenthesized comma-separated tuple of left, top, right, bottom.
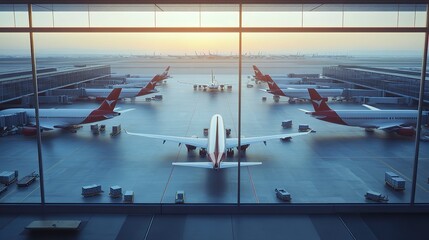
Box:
(282, 88, 343, 99)
(125, 77, 152, 83)
(85, 88, 142, 99)
(0, 108, 95, 128)
(264, 77, 302, 84)
(207, 114, 226, 168)
(329, 110, 423, 128)
(278, 84, 319, 89)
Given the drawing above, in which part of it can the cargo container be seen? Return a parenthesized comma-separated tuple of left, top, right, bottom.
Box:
(82, 184, 102, 197)
(109, 185, 122, 198)
(282, 120, 292, 128)
(0, 170, 18, 185)
(298, 124, 310, 132)
(124, 191, 134, 203)
(111, 125, 121, 136)
(385, 171, 406, 190)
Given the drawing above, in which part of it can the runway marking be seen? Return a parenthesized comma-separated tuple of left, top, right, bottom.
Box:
(247, 167, 259, 203)
(160, 88, 201, 203)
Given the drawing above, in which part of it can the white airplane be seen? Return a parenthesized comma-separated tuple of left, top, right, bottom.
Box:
(181, 70, 230, 91)
(0, 88, 123, 136)
(301, 88, 428, 136)
(126, 114, 310, 169)
(85, 75, 161, 100)
(252, 65, 302, 84)
(262, 75, 343, 100)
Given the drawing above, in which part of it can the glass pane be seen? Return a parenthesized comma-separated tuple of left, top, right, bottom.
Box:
(0, 4, 28, 27)
(416, 45, 429, 203)
(243, 4, 427, 28)
(243, 32, 423, 203)
(0, 33, 41, 203)
(243, 4, 302, 27)
(31, 32, 238, 204)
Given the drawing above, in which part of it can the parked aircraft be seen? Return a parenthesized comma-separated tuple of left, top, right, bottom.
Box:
(85, 75, 161, 100)
(181, 70, 230, 91)
(0, 88, 123, 136)
(262, 75, 343, 100)
(125, 66, 170, 83)
(126, 114, 310, 169)
(252, 65, 302, 84)
(301, 88, 428, 136)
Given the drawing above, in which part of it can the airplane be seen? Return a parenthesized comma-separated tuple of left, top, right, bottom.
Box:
(182, 70, 231, 91)
(0, 88, 123, 136)
(301, 88, 429, 136)
(126, 114, 310, 170)
(252, 65, 302, 84)
(85, 75, 161, 100)
(262, 75, 343, 101)
(124, 66, 170, 84)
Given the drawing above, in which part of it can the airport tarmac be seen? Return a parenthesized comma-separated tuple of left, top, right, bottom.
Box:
(0, 57, 428, 205)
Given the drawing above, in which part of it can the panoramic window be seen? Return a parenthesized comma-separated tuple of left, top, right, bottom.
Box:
(0, 3, 428, 206)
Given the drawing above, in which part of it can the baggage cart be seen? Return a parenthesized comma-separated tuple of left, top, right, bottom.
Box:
(17, 172, 39, 187)
(365, 190, 388, 202)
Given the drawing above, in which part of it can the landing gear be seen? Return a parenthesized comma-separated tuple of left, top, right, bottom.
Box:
(199, 148, 207, 157)
(227, 148, 234, 157)
(238, 144, 250, 152)
(186, 144, 196, 151)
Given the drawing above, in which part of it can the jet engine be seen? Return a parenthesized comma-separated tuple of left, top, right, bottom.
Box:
(21, 126, 38, 136)
(395, 127, 416, 136)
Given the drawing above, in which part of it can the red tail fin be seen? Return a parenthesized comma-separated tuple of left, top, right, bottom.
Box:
(308, 88, 332, 112)
(137, 75, 160, 96)
(265, 75, 285, 96)
(97, 88, 121, 111)
(161, 66, 170, 79)
(253, 65, 265, 81)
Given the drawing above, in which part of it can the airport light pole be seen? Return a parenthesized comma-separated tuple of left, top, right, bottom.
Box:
(410, 5, 429, 206)
(28, 4, 46, 205)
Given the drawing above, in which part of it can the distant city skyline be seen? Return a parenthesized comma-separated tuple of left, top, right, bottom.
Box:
(0, 32, 425, 57)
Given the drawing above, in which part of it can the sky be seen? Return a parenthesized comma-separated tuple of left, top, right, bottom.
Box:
(0, 32, 424, 57)
(0, 7, 426, 57)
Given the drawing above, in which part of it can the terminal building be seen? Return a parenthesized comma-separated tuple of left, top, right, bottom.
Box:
(323, 65, 429, 105)
(0, 65, 110, 105)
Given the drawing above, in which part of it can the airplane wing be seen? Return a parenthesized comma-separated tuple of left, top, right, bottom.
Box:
(125, 130, 208, 148)
(298, 108, 312, 114)
(225, 131, 310, 148)
(173, 162, 262, 168)
(114, 108, 135, 114)
(362, 104, 381, 111)
(377, 123, 404, 130)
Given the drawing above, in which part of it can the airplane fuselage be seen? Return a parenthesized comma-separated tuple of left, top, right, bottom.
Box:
(311, 109, 427, 128)
(207, 114, 226, 169)
(279, 88, 343, 99)
(0, 108, 119, 129)
(85, 88, 157, 99)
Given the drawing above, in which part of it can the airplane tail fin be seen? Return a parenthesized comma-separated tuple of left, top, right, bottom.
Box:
(137, 75, 160, 96)
(308, 88, 332, 112)
(252, 65, 265, 81)
(96, 88, 121, 111)
(161, 66, 170, 79)
(265, 75, 284, 96)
